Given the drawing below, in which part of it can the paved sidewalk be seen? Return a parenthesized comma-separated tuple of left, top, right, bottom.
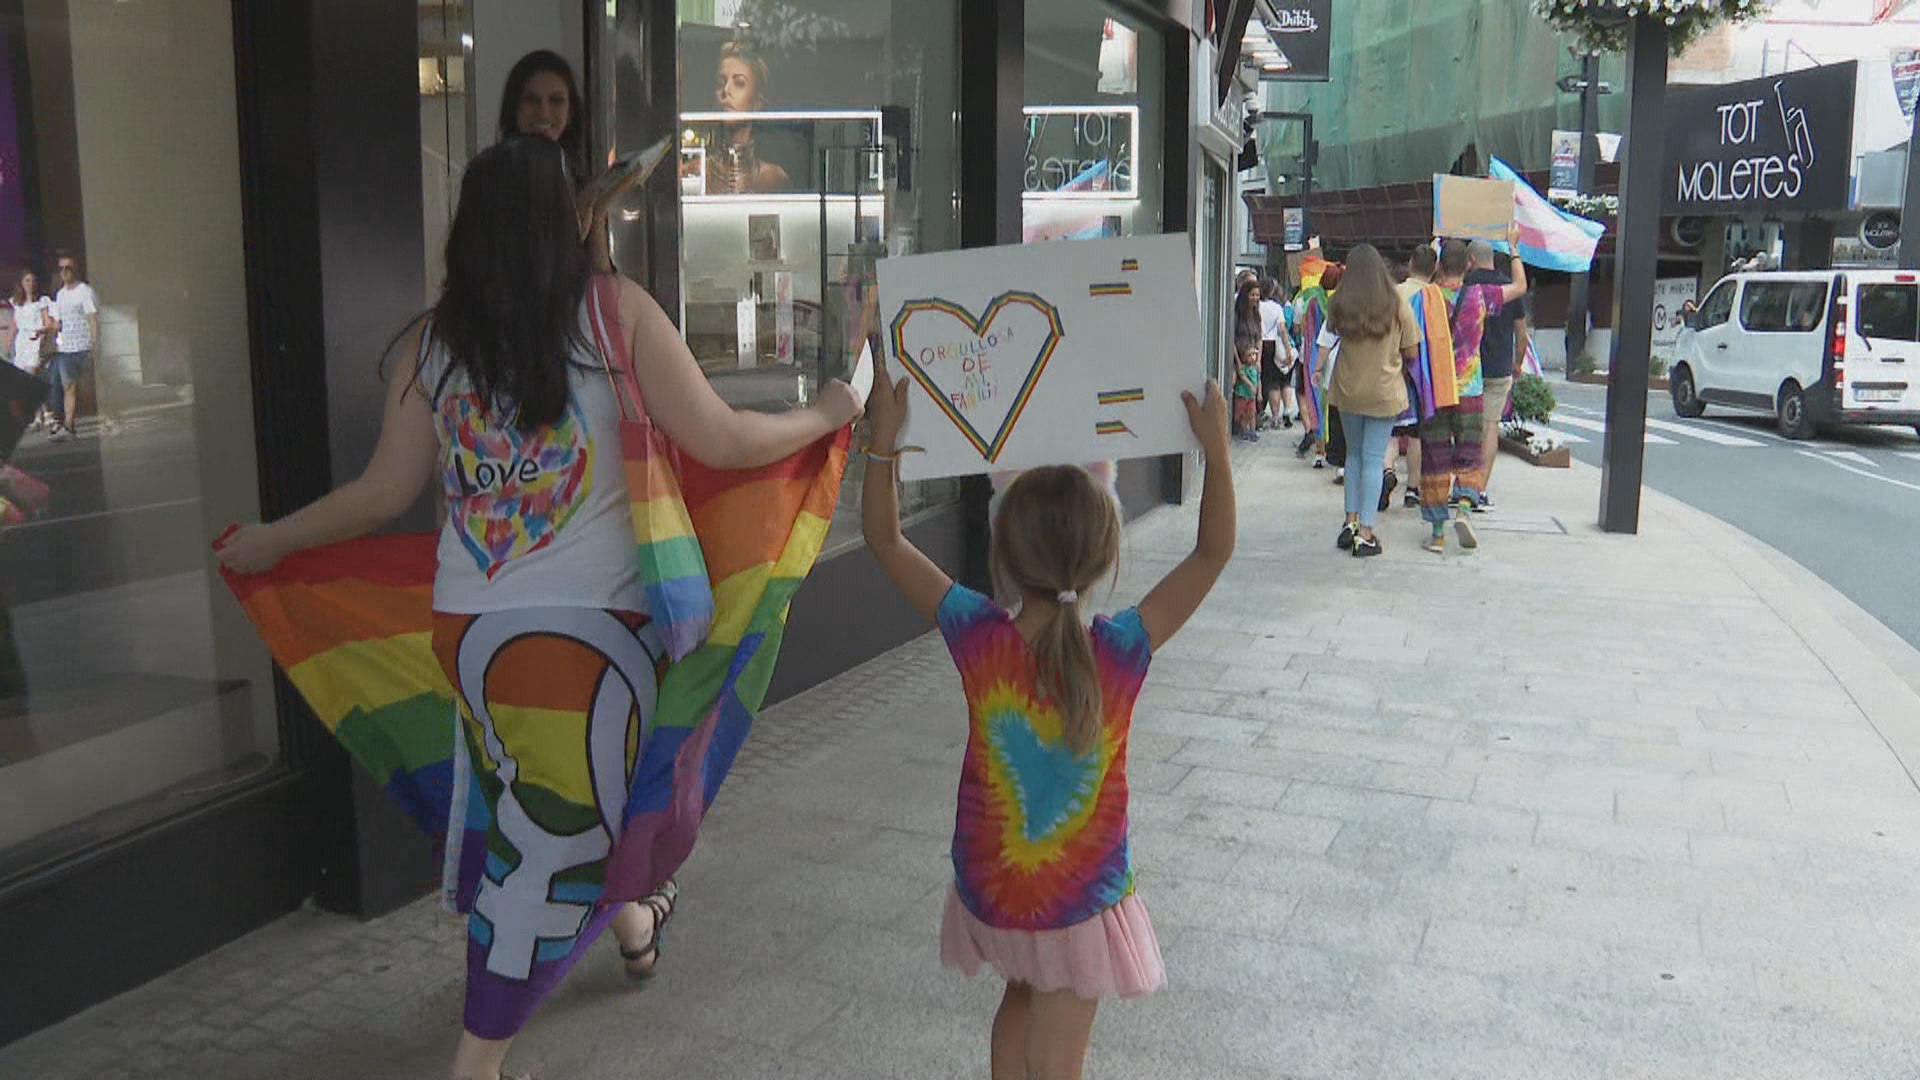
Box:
(7, 440, 1920, 1079)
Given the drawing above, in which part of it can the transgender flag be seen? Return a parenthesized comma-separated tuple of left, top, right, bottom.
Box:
(1488, 157, 1604, 274)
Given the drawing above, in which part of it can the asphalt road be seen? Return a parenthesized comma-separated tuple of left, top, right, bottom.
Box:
(1536, 380, 1920, 650)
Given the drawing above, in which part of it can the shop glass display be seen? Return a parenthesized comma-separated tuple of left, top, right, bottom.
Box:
(1024, 3, 1164, 243)
(677, 0, 963, 552)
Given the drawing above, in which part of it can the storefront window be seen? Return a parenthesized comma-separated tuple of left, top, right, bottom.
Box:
(1024, 3, 1164, 243)
(0, 0, 271, 876)
(676, 0, 962, 553)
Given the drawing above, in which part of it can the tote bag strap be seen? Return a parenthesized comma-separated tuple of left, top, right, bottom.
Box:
(586, 274, 648, 426)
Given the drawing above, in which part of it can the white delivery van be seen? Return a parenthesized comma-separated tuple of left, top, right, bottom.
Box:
(1671, 269, 1920, 439)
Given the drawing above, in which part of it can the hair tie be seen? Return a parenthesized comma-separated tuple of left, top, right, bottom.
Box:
(1057, 590, 1079, 606)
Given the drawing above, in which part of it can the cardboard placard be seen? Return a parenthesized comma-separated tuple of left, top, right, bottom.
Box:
(877, 234, 1205, 482)
(1433, 175, 1515, 242)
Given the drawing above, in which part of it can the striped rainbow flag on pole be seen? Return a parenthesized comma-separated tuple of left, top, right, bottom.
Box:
(219, 428, 850, 902)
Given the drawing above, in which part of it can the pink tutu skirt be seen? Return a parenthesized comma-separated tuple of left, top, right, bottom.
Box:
(939, 885, 1167, 1000)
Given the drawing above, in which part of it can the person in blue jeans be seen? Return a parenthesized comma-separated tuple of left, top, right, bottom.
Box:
(1324, 245, 1420, 558)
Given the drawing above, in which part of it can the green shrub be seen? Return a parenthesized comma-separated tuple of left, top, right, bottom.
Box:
(1571, 353, 1599, 376)
(1510, 374, 1557, 424)
(1650, 357, 1669, 379)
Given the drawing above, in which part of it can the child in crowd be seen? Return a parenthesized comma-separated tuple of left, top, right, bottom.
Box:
(1233, 342, 1261, 442)
(860, 364, 1237, 1080)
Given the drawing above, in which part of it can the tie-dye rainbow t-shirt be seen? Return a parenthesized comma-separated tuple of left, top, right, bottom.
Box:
(935, 585, 1153, 932)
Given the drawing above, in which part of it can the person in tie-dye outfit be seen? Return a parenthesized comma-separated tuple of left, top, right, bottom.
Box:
(1423, 230, 1526, 555)
(862, 364, 1237, 1080)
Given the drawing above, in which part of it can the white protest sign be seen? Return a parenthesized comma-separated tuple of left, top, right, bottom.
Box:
(1651, 278, 1698, 362)
(877, 234, 1205, 482)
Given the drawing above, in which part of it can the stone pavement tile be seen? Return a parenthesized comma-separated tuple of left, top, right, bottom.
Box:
(793, 920, 997, 1015)
(1369, 762, 1476, 801)
(644, 1040, 912, 1080)
(1686, 830, 1809, 872)
(1159, 927, 1363, 1009)
(1421, 799, 1537, 843)
(1168, 765, 1287, 807)
(1417, 919, 1611, 982)
(1126, 757, 1194, 794)
(1522, 884, 1701, 959)
(1124, 729, 1189, 762)
(1277, 898, 1428, 964)
(1220, 689, 1396, 733)
(1259, 724, 1453, 768)
(1174, 801, 1342, 855)
(1172, 736, 1379, 786)
(1224, 847, 1393, 909)
(1133, 707, 1268, 746)
(1471, 772, 1615, 820)
(789, 990, 982, 1080)
(1533, 812, 1692, 865)
(1277, 781, 1432, 826)
(1324, 820, 1452, 875)
(1137, 683, 1228, 716)
(1447, 839, 1615, 895)
(1391, 865, 1528, 927)
(1138, 875, 1299, 940)
(1368, 1028, 1593, 1080)
(1609, 739, 1711, 772)
(1615, 784, 1726, 832)
(1129, 829, 1246, 884)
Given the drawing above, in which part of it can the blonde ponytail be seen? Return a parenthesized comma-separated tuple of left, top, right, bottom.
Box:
(1033, 593, 1104, 755)
(989, 465, 1123, 757)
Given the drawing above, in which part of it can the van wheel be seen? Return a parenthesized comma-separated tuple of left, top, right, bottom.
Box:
(1671, 365, 1705, 418)
(1777, 382, 1816, 440)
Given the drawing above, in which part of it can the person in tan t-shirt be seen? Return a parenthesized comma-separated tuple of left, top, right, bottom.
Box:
(1326, 244, 1419, 557)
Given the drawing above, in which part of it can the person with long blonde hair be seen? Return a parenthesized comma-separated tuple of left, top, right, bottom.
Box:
(861, 364, 1236, 1080)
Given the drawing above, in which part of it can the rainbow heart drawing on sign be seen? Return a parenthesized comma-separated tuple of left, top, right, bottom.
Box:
(889, 291, 1066, 464)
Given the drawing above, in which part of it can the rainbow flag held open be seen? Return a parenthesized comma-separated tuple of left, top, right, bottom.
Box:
(220, 429, 850, 903)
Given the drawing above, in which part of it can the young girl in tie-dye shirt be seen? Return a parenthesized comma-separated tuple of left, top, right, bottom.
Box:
(861, 364, 1238, 1079)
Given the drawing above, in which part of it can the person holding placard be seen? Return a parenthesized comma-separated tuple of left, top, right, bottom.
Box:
(1424, 229, 1526, 556)
(860, 358, 1236, 1080)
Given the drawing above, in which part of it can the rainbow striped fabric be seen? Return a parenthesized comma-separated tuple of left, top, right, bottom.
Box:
(219, 429, 850, 902)
(1406, 283, 1460, 421)
(1295, 286, 1330, 439)
(587, 278, 713, 662)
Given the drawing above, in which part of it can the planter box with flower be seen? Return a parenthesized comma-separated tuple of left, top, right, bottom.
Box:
(1499, 374, 1572, 468)
(1531, 0, 1773, 56)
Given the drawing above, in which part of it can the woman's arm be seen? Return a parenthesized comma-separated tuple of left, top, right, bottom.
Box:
(1138, 384, 1235, 651)
(618, 279, 860, 470)
(861, 360, 951, 621)
(216, 327, 439, 573)
(1501, 223, 1529, 304)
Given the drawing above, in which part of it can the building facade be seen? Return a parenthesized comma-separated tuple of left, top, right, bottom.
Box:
(0, 0, 1252, 1045)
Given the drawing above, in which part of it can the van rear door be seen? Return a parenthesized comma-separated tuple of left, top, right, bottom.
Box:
(1847, 276, 1920, 418)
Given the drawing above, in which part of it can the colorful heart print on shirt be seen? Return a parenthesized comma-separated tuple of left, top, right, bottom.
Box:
(439, 392, 593, 578)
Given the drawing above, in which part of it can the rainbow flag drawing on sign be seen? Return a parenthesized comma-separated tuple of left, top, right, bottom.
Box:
(219, 429, 851, 902)
(1096, 388, 1145, 406)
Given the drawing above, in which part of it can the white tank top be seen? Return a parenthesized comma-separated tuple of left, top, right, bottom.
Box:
(418, 306, 645, 615)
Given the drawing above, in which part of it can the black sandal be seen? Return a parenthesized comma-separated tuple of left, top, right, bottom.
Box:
(619, 879, 679, 982)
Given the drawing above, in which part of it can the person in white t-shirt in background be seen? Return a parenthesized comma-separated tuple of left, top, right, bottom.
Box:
(1257, 276, 1299, 430)
(49, 253, 115, 439)
(11, 270, 58, 433)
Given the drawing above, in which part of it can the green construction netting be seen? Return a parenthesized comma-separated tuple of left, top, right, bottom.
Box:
(1262, 0, 1633, 192)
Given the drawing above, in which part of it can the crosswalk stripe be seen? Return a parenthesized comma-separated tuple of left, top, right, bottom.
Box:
(1642, 417, 1766, 447)
(1538, 426, 1590, 444)
(1551, 413, 1679, 444)
(1826, 450, 1879, 469)
(1902, 452, 1920, 462)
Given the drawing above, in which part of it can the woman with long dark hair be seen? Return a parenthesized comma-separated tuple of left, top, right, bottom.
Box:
(1324, 245, 1420, 557)
(498, 50, 638, 275)
(218, 135, 861, 1080)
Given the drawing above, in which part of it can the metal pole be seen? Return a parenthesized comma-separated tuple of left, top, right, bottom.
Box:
(1598, 16, 1668, 535)
(1900, 97, 1920, 269)
(1565, 51, 1601, 372)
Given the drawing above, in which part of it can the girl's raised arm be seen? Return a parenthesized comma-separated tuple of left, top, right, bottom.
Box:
(861, 359, 953, 620)
(1138, 383, 1235, 651)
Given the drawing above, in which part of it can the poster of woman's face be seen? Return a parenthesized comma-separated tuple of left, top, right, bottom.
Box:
(679, 20, 883, 198)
